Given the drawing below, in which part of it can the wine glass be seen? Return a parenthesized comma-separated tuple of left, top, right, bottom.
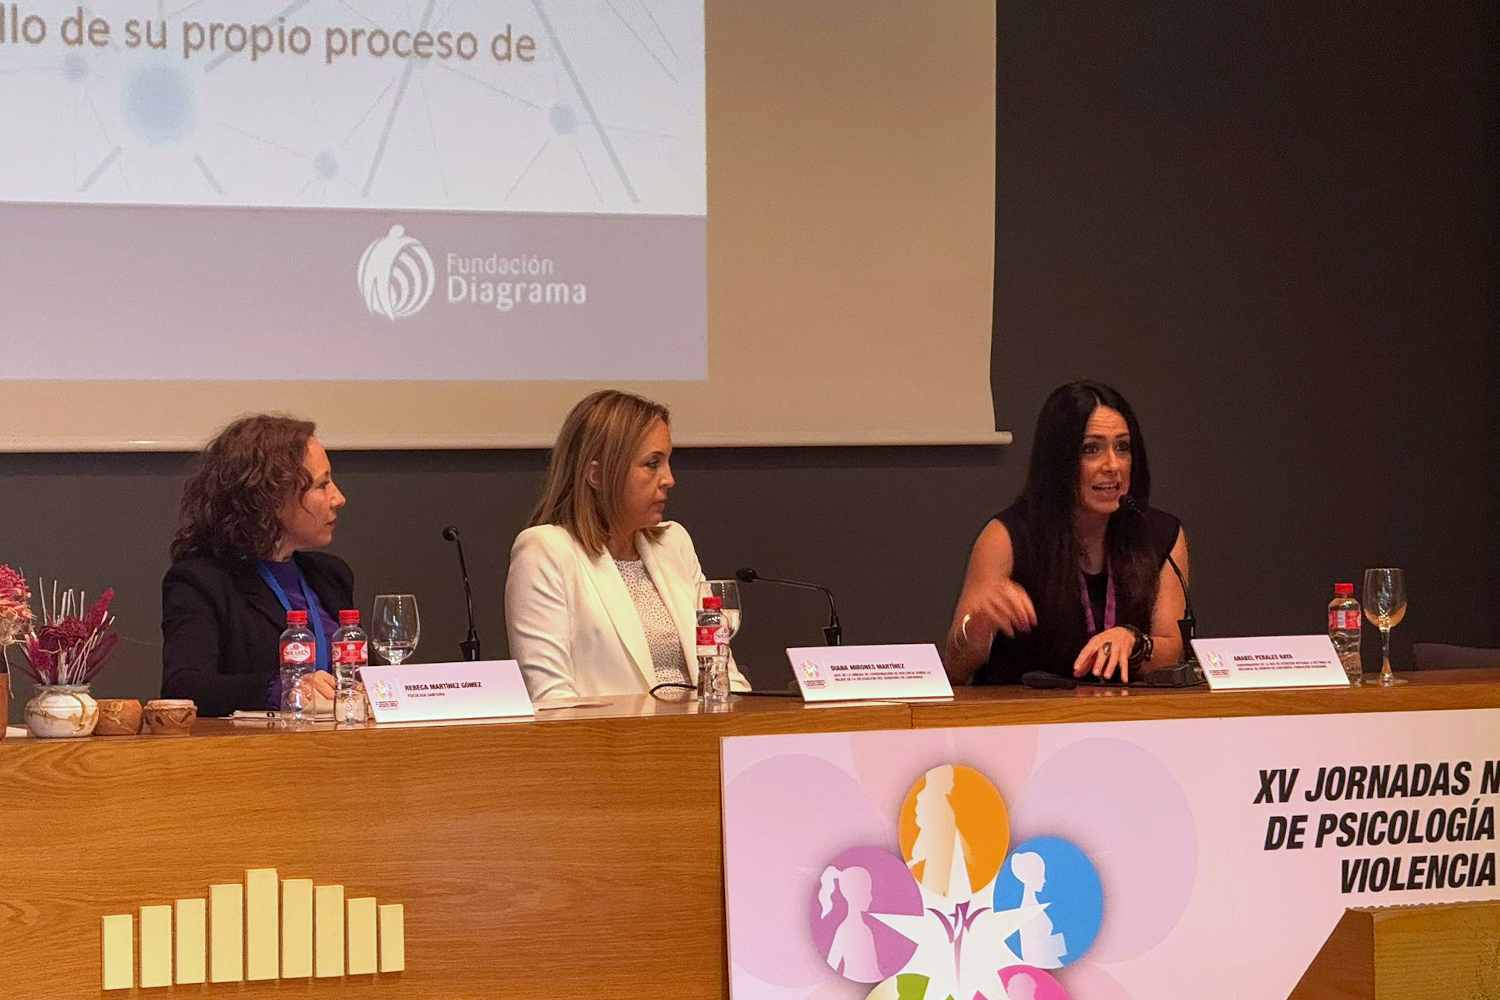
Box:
(1362, 568, 1407, 687)
(697, 580, 742, 640)
(372, 594, 421, 666)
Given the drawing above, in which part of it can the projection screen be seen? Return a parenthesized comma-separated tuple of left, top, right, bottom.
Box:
(0, 0, 999, 449)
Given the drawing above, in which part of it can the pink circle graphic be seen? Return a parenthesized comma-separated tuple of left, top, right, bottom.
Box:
(1009, 738, 1197, 962)
(1000, 965, 1073, 1000)
(1057, 962, 1135, 1000)
(724, 754, 889, 987)
(805, 979, 882, 1000)
(848, 729, 960, 819)
(810, 847, 924, 983)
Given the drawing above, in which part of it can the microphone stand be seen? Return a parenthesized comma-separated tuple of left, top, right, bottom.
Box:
(442, 526, 482, 661)
(1163, 551, 1201, 684)
(735, 568, 842, 646)
(1117, 497, 1201, 686)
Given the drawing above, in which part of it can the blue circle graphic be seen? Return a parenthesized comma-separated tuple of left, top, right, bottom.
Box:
(549, 103, 579, 135)
(62, 52, 89, 82)
(991, 836, 1103, 968)
(313, 150, 339, 181)
(121, 63, 198, 146)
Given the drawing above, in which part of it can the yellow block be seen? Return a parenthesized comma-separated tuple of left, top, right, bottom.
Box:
(139, 904, 173, 988)
(281, 878, 314, 979)
(379, 903, 406, 973)
(175, 898, 206, 985)
(209, 882, 244, 983)
(246, 868, 279, 980)
(347, 897, 377, 975)
(314, 884, 344, 978)
(101, 913, 134, 991)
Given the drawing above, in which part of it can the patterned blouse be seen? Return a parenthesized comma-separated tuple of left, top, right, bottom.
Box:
(615, 559, 690, 685)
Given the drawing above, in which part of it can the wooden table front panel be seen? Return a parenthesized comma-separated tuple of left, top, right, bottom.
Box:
(0, 697, 910, 999)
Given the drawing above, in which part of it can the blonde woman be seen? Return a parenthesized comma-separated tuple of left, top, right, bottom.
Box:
(506, 390, 749, 700)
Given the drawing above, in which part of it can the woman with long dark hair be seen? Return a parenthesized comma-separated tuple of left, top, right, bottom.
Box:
(161, 414, 351, 715)
(945, 381, 1188, 684)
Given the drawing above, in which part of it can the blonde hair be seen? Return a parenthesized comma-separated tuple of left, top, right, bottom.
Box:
(530, 390, 672, 555)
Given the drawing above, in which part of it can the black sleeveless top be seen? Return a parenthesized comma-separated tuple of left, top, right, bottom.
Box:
(974, 502, 1182, 685)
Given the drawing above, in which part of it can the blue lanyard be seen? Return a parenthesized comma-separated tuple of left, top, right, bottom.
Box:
(256, 561, 330, 673)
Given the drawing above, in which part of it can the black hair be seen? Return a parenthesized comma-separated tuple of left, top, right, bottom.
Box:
(1013, 381, 1158, 635)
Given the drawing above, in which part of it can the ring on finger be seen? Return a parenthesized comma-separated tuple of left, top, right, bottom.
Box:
(960, 613, 972, 643)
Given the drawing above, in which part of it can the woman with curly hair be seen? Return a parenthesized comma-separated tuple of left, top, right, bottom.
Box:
(160, 414, 350, 716)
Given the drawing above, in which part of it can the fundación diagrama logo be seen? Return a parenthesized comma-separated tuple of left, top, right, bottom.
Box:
(358, 225, 435, 321)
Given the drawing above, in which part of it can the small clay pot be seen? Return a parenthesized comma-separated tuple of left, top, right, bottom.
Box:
(143, 699, 197, 736)
(94, 698, 143, 736)
(26, 685, 99, 739)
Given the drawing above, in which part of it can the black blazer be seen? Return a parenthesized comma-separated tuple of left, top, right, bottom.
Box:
(160, 551, 355, 717)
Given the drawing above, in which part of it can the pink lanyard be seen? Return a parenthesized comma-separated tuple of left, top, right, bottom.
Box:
(1079, 564, 1116, 636)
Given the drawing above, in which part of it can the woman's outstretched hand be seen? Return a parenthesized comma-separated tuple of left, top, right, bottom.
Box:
(1073, 625, 1136, 682)
(960, 579, 1038, 644)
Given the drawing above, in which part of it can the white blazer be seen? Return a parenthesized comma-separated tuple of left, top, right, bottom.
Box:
(506, 521, 750, 700)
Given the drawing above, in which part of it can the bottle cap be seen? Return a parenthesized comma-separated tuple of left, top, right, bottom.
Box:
(701, 595, 723, 610)
(1334, 583, 1354, 596)
(287, 610, 308, 625)
(338, 609, 360, 625)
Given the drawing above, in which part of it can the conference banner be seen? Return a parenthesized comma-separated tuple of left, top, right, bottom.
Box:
(721, 709, 1500, 1000)
(0, 1, 706, 380)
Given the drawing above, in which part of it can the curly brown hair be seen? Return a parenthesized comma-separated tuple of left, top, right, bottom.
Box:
(170, 414, 317, 563)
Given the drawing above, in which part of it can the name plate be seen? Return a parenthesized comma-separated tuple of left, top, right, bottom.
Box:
(787, 643, 954, 702)
(361, 660, 535, 723)
(1191, 635, 1351, 690)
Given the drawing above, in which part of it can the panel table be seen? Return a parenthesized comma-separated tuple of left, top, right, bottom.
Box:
(1, 671, 1493, 997)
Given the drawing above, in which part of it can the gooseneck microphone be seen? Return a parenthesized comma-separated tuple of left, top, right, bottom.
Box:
(1116, 496, 1200, 683)
(441, 525, 482, 661)
(735, 567, 843, 646)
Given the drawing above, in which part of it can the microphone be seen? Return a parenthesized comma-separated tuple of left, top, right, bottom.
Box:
(734, 567, 843, 646)
(1021, 670, 1076, 690)
(1116, 496, 1200, 683)
(441, 525, 482, 661)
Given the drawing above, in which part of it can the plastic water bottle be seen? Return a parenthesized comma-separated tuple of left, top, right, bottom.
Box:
(696, 595, 731, 708)
(331, 609, 370, 724)
(1328, 583, 1362, 683)
(279, 610, 317, 723)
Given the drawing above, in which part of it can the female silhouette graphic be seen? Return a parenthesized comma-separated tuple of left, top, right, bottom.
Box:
(1011, 852, 1067, 966)
(908, 764, 974, 897)
(817, 864, 885, 981)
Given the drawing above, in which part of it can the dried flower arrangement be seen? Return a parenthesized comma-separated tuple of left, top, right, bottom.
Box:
(0, 564, 35, 670)
(7, 579, 120, 687)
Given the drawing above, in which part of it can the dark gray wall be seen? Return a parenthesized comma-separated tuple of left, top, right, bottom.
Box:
(988, 0, 1498, 669)
(3, 1, 1495, 720)
(0, 447, 1009, 720)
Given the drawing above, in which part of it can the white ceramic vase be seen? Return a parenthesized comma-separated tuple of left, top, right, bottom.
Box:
(25, 684, 99, 739)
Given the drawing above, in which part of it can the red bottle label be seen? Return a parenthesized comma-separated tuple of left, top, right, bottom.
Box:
(1328, 610, 1361, 631)
(696, 625, 729, 647)
(333, 640, 368, 665)
(281, 640, 313, 664)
